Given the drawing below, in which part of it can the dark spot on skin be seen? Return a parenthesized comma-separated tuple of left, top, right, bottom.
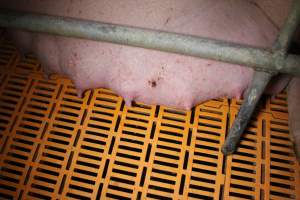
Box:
(164, 17, 171, 25)
(249, 1, 259, 8)
(78, 10, 82, 15)
(206, 63, 211, 66)
(73, 53, 78, 57)
(148, 80, 157, 88)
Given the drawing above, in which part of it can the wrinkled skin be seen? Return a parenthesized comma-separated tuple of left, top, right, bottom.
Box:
(1, 0, 300, 158)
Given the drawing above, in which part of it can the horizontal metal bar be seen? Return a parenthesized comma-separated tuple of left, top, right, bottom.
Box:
(0, 9, 300, 75)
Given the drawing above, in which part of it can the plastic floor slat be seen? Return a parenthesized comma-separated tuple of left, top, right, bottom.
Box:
(0, 38, 300, 199)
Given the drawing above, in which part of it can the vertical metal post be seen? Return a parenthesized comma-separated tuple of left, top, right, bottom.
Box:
(222, 71, 273, 155)
(273, 0, 300, 52)
(222, 0, 300, 156)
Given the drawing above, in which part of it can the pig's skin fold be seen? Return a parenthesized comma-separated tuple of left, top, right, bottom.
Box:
(288, 77, 300, 160)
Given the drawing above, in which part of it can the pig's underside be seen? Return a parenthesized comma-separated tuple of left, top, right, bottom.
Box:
(3, 0, 292, 109)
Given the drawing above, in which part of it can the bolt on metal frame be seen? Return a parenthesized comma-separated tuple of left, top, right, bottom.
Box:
(0, 0, 299, 155)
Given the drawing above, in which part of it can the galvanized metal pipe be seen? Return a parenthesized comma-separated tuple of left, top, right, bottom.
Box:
(221, 71, 273, 155)
(0, 9, 300, 75)
(273, 0, 300, 52)
(222, 0, 300, 156)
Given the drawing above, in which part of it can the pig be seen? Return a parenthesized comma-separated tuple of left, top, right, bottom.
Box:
(288, 78, 300, 159)
(0, 0, 293, 108)
(1, 0, 299, 158)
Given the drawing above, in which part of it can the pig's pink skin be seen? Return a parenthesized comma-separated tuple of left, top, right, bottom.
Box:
(288, 77, 300, 160)
(1, 0, 292, 109)
(253, 0, 293, 29)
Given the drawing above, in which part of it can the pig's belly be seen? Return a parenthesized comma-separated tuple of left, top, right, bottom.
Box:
(53, 39, 254, 109)
(3, 0, 282, 109)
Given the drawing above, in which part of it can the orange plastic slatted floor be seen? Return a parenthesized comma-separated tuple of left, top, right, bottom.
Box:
(0, 39, 300, 200)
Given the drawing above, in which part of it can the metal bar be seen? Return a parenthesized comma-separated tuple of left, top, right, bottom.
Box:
(0, 9, 300, 75)
(221, 71, 273, 155)
(273, 0, 300, 52)
(222, 0, 300, 156)
(273, 0, 300, 69)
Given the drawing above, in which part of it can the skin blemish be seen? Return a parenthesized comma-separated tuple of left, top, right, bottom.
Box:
(149, 68, 164, 88)
(164, 17, 171, 25)
(148, 80, 157, 88)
